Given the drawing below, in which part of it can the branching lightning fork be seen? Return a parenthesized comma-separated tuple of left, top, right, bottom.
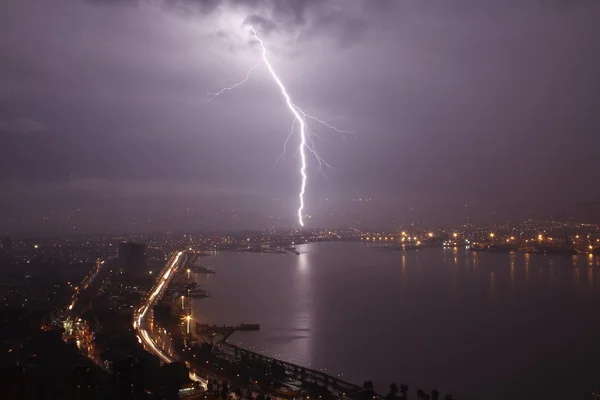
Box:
(209, 26, 353, 227)
(207, 59, 262, 101)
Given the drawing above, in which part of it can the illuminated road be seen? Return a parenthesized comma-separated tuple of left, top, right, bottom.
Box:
(68, 259, 105, 312)
(64, 258, 107, 370)
(134, 251, 206, 387)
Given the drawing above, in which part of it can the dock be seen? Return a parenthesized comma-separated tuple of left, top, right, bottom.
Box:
(222, 342, 363, 397)
(196, 323, 260, 340)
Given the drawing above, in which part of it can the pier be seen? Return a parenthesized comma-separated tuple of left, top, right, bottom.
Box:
(196, 323, 260, 341)
(222, 342, 364, 397)
(193, 322, 363, 396)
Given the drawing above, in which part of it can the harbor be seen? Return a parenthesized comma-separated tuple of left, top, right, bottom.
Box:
(164, 256, 373, 400)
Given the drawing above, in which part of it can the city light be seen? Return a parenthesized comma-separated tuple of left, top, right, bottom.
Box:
(185, 315, 192, 334)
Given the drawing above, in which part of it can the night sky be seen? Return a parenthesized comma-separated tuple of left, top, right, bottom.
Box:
(1, 0, 599, 230)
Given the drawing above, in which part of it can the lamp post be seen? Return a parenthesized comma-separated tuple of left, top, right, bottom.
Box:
(185, 315, 191, 334)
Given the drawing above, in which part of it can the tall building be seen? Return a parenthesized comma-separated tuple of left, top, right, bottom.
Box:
(118, 242, 147, 274)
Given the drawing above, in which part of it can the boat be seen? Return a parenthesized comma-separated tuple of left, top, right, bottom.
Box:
(527, 247, 578, 255)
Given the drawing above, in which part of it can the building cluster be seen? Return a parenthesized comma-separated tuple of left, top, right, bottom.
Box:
(2, 215, 599, 398)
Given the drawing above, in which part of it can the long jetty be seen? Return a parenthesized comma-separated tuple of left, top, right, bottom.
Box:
(220, 341, 364, 396)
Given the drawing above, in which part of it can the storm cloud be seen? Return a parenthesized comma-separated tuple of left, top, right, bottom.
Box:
(1, 0, 600, 230)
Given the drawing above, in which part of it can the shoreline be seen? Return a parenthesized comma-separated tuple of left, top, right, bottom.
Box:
(192, 268, 372, 398)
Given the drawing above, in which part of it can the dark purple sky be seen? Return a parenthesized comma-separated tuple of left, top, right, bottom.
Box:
(1, 0, 600, 230)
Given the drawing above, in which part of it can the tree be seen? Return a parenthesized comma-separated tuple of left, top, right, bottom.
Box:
(221, 381, 230, 398)
(400, 384, 409, 399)
(387, 383, 399, 399)
(363, 381, 374, 392)
(444, 395, 454, 400)
(431, 390, 439, 400)
(417, 389, 425, 400)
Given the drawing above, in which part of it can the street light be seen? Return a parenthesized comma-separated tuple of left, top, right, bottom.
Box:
(187, 269, 191, 280)
(181, 295, 185, 310)
(185, 315, 191, 334)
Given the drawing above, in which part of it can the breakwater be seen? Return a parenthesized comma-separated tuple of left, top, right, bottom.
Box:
(220, 341, 365, 397)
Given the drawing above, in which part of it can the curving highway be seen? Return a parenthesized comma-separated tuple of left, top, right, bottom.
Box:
(133, 251, 206, 387)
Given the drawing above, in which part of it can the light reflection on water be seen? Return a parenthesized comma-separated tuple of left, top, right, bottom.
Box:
(193, 243, 600, 400)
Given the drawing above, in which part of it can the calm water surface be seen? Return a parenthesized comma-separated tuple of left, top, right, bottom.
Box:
(192, 242, 600, 400)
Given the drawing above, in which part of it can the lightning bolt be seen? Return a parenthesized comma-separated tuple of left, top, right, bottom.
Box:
(209, 26, 352, 227)
(249, 27, 310, 227)
(206, 59, 262, 101)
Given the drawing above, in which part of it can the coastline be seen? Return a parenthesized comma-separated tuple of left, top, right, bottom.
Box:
(191, 257, 373, 398)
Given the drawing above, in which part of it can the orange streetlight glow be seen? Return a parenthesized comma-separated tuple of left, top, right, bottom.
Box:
(185, 315, 192, 334)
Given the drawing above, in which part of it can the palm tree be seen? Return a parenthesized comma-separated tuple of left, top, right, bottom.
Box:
(400, 384, 409, 399)
(387, 382, 399, 399)
(431, 390, 439, 400)
(416, 389, 425, 400)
